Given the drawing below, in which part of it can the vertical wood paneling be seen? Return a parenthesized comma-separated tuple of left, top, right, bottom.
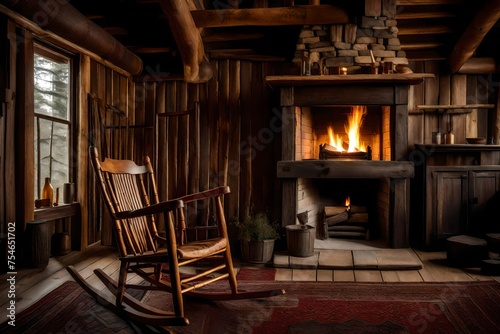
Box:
(166, 82, 177, 199)
(218, 60, 230, 187)
(451, 74, 467, 143)
(227, 60, 241, 223)
(177, 82, 188, 197)
(198, 84, 209, 193)
(239, 61, 253, 222)
(407, 62, 424, 149)
(187, 84, 200, 227)
(0, 18, 16, 231)
(80, 55, 92, 249)
(143, 82, 155, 162)
(466, 75, 478, 138)
(198, 83, 210, 226)
(208, 61, 219, 189)
(438, 71, 451, 136)
(156, 82, 167, 200)
(16, 27, 35, 231)
(424, 61, 440, 144)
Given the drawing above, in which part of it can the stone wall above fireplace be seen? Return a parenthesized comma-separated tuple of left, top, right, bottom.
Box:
(292, 0, 409, 75)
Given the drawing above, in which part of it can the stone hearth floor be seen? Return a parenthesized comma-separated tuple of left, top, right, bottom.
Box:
(273, 248, 423, 271)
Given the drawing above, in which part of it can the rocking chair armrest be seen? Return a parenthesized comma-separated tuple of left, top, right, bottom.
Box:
(174, 186, 230, 204)
(115, 199, 184, 220)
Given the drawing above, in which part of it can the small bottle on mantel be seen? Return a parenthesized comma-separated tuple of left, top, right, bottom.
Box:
(445, 130, 455, 144)
(301, 51, 311, 76)
(42, 177, 54, 206)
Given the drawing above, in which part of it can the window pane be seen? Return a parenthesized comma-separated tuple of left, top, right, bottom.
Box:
(34, 53, 69, 121)
(34, 118, 69, 199)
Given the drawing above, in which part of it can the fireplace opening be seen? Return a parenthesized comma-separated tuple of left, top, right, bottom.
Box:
(298, 105, 392, 162)
(299, 178, 390, 242)
(295, 104, 394, 244)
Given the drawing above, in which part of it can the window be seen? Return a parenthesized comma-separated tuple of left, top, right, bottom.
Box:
(33, 45, 73, 201)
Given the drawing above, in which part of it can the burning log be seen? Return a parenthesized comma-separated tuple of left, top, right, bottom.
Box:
(319, 144, 372, 160)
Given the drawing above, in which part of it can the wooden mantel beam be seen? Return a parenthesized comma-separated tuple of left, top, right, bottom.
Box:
(159, 0, 212, 83)
(448, 0, 500, 73)
(191, 5, 349, 28)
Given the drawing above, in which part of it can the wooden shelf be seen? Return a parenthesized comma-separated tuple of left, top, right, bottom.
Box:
(415, 144, 500, 152)
(412, 104, 496, 115)
(266, 73, 435, 87)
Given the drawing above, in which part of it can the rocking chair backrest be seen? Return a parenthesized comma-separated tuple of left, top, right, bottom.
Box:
(90, 147, 161, 257)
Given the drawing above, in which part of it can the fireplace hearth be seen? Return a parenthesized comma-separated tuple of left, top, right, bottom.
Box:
(269, 74, 433, 248)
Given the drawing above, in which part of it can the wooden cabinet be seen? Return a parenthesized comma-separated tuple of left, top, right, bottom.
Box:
(412, 145, 500, 249)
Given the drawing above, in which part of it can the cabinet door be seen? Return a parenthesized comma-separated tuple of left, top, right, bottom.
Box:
(432, 170, 468, 242)
(469, 171, 500, 234)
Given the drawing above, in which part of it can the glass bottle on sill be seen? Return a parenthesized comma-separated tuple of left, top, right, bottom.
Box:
(42, 177, 54, 206)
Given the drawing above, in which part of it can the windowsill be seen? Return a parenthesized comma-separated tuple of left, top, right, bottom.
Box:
(34, 202, 80, 221)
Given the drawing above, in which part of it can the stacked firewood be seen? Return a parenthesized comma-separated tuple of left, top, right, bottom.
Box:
(323, 205, 369, 240)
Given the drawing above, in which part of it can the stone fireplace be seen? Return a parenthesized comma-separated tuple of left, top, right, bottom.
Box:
(269, 74, 431, 248)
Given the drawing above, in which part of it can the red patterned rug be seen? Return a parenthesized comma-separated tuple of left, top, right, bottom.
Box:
(2, 279, 499, 333)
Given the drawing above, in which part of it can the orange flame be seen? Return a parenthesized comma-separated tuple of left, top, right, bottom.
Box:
(328, 106, 367, 152)
(345, 196, 351, 212)
(328, 127, 344, 152)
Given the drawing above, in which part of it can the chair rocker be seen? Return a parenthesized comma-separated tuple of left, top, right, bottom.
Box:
(68, 147, 284, 332)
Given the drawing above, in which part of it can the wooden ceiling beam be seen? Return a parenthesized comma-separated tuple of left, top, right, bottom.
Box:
(397, 0, 462, 5)
(202, 32, 264, 43)
(457, 57, 500, 74)
(398, 25, 453, 35)
(191, 5, 349, 28)
(400, 41, 445, 50)
(159, 0, 212, 83)
(1, 0, 142, 75)
(396, 11, 455, 19)
(449, 0, 500, 73)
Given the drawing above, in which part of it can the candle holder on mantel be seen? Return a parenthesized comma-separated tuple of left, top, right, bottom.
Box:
(297, 211, 308, 229)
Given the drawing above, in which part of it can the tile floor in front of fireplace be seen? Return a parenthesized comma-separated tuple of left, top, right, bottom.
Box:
(269, 238, 500, 283)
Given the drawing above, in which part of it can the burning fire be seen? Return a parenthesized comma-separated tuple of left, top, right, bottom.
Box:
(345, 196, 351, 212)
(328, 106, 367, 152)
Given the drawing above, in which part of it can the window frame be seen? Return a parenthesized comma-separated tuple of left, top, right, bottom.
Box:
(33, 41, 78, 204)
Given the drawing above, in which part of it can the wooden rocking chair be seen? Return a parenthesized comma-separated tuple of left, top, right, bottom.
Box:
(67, 147, 285, 332)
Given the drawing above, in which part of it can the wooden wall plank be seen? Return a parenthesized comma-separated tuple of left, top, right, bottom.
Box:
(218, 60, 230, 187)
(176, 81, 189, 197)
(438, 69, 451, 136)
(466, 75, 478, 138)
(239, 61, 252, 222)
(208, 61, 219, 189)
(424, 61, 440, 144)
(407, 61, 424, 149)
(79, 55, 91, 250)
(227, 60, 241, 224)
(166, 82, 178, 199)
(15, 27, 35, 232)
(451, 74, 467, 143)
(187, 84, 200, 228)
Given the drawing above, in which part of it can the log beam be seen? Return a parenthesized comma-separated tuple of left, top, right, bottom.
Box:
(159, 0, 213, 83)
(1, 0, 143, 75)
(191, 5, 349, 28)
(448, 0, 500, 73)
(457, 57, 500, 74)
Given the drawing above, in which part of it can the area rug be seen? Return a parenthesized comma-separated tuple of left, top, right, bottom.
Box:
(2, 279, 499, 334)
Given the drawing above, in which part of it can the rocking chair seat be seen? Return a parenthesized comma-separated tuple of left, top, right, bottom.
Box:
(178, 237, 227, 259)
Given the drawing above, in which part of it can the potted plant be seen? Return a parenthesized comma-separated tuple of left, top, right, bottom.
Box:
(236, 211, 280, 264)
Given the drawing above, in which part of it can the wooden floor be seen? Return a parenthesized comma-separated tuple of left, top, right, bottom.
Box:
(1, 243, 499, 324)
